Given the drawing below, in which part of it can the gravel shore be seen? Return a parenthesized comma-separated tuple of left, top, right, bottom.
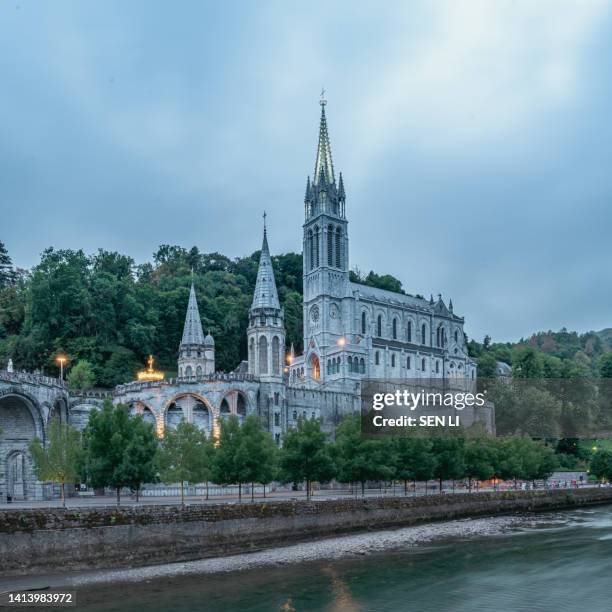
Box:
(7, 514, 529, 590)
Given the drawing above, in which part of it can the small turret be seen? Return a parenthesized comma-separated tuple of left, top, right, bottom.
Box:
(247, 217, 285, 380)
(178, 283, 215, 378)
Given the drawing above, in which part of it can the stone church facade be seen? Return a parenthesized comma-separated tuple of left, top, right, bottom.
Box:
(0, 99, 487, 500)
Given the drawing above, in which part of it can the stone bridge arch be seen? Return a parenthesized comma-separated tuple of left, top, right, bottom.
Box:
(162, 392, 216, 438)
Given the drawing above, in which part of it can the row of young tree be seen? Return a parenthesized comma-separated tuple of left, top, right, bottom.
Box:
(29, 400, 571, 507)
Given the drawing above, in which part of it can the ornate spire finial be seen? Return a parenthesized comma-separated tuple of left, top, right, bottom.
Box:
(263, 210, 267, 233)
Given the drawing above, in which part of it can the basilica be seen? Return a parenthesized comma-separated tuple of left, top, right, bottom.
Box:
(0, 99, 487, 500)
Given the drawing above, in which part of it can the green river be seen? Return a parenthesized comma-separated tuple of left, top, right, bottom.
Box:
(79, 506, 612, 612)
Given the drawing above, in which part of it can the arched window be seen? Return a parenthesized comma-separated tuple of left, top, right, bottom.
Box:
(360, 358, 365, 374)
(336, 357, 341, 373)
(308, 229, 314, 270)
(377, 315, 382, 337)
(407, 321, 412, 342)
(327, 224, 334, 266)
(392, 318, 397, 339)
(185, 365, 192, 377)
(436, 360, 440, 374)
(407, 356, 411, 369)
(335, 227, 342, 268)
(258, 336, 268, 374)
(391, 354, 396, 368)
(310, 354, 320, 380)
(314, 226, 320, 267)
(196, 365, 202, 377)
(454, 330, 459, 343)
(327, 360, 331, 375)
(436, 327, 441, 347)
(361, 311, 366, 335)
(348, 356, 353, 372)
(249, 337, 255, 371)
(421, 357, 426, 371)
(375, 351, 380, 366)
(421, 323, 427, 345)
(272, 336, 280, 374)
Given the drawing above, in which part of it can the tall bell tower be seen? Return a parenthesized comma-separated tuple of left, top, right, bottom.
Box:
(302, 93, 350, 372)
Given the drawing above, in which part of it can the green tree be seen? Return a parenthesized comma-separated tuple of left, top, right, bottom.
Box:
(334, 415, 394, 496)
(464, 432, 497, 491)
(158, 420, 211, 505)
(213, 415, 246, 500)
(121, 415, 159, 501)
(590, 449, 612, 482)
(393, 434, 435, 495)
(432, 436, 466, 493)
(66, 360, 96, 390)
(234, 415, 277, 502)
(512, 346, 544, 379)
(280, 418, 335, 499)
(0, 241, 16, 290)
(477, 352, 498, 378)
(599, 352, 612, 378)
(83, 400, 152, 505)
(29, 418, 83, 507)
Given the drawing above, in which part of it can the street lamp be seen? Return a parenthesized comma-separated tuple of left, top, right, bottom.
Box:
(56, 354, 68, 381)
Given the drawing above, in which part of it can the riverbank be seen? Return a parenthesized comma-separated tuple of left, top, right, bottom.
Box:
(1, 513, 532, 592)
(2, 487, 612, 577)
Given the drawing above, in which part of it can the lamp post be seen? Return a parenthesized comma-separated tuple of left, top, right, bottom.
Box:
(56, 355, 67, 381)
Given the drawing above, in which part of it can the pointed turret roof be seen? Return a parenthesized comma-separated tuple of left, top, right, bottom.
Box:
(251, 221, 280, 310)
(313, 94, 335, 186)
(181, 283, 205, 346)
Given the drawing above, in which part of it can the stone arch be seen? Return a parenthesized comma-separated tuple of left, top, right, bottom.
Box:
(310, 353, 320, 380)
(128, 402, 157, 429)
(0, 392, 45, 441)
(272, 336, 280, 375)
(162, 392, 216, 433)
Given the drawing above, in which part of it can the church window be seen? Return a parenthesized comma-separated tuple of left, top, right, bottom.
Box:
(249, 338, 255, 370)
(361, 311, 367, 335)
(275, 433, 280, 446)
(293, 410, 297, 420)
(327, 225, 334, 266)
(407, 321, 412, 342)
(259, 336, 268, 374)
(392, 318, 397, 339)
(360, 358, 365, 373)
(308, 229, 314, 270)
(274, 412, 280, 427)
(274, 392, 279, 405)
(454, 330, 458, 343)
(196, 365, 202, 377)
(421, 357, 426, 371)
(311, 411, 316, 420)
(314, 226, 320, 267)
(421, 324, 427, 345)
(391, 354, 396, 368)
(375, 351, 380, 366)
(407, 356, 411, 369)
(272, 336, 280, 374)
(185, 365, 192, 377)
(348, 356, 353, 372)
(336, 357, 341, 373)
(377, 315, 382, 337)
(327, 360, 331, 375)
(436, 361, 440, 374)
(335, 227, 342, 268)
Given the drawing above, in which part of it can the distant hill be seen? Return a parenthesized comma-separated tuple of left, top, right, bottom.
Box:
(596, 328, 612, 350)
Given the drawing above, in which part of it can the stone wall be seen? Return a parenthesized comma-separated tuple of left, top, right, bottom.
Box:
(2, 488, 612, 576)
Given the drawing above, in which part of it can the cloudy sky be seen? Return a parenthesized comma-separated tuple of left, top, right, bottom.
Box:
(1, 0, 611, 343)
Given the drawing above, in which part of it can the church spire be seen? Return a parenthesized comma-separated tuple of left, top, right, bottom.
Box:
(313, 90, 335, 186)
(181, 282, 205, 346)
(251, 217, 280, 310)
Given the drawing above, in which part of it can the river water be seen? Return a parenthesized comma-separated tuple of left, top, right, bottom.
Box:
(80, 506, 612, 612)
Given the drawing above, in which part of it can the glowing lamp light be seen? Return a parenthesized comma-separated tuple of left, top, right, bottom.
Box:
(55, 354, 68, 381)
(337, 337, 346, 347)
